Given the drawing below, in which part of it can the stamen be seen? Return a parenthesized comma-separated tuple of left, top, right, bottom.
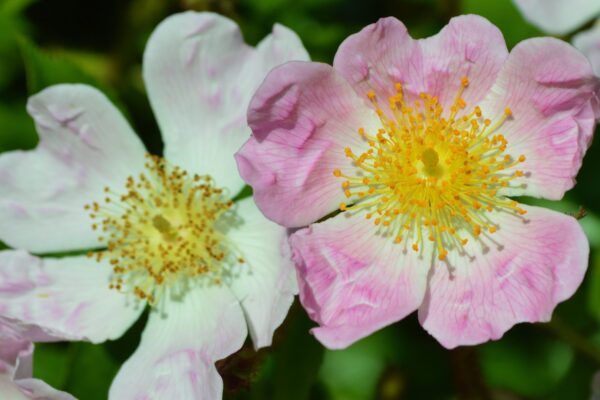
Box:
(85, 154, 244, 306)
(334, 79, 527, 259)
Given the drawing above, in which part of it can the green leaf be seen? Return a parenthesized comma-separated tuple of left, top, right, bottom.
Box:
(271, 309, 324, 400)
(588, 253, 600, 323)
(480, 327, 574, 397)
(18, 38, 129, 117)
(461, 0, 544, 48)
(319, 327, 399, 400)
(0, 0, 37, 16)
(0, 102, 38, 152)
(33, 343, 72, 389)
(63, 343, 120, 400)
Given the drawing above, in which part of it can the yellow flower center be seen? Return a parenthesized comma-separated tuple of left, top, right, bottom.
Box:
(333, 78, 528, 261)
(85, 155, 244, 305)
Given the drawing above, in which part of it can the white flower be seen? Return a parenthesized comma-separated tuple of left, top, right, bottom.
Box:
(512, 0, 600, 35)
(0, 11, 308, 399)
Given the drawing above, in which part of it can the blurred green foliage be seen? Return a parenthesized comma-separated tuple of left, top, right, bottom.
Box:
(1, 0, 599, 399)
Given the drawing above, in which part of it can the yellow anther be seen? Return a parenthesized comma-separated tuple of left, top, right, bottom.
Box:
(333, 169, 341, 177)
(332, 78, 527, 258)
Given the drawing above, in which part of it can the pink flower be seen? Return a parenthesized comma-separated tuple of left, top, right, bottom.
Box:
(236, 15, 600, 349)
(512, 0, 600, 35)
(0, 317, 75, 399)
(0, 11, 307, 399)
(574, 22, 600, 76)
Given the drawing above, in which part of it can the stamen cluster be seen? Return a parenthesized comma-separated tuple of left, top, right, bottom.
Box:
(333, 78, 528, 260)
(85, 155, 244, 304)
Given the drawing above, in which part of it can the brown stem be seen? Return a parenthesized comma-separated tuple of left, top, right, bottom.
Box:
(450, 346, 492, 400)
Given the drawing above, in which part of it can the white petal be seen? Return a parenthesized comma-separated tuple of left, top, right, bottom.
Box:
(0, 375, 30, 400)
(13, 378, 77, 400)
(573, 22, 600, 76)
(109, 286, 247, 400)
(143, 11, 309, 196)
(513, 0, 600, 35)
(0, 84, 146, 253)
(227, 197, 297, 349)
(0, 250, 143, 343)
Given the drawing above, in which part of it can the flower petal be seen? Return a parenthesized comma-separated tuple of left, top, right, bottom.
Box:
(109, 286, 246, 400)
(0, 84, 146, 253)
(12, 378, 76, 400)
(0, 250, 143, 343)
(513, 0, 600, 35)
(334, 16, 508, 112)
(573, 23, 600, 76)
(419, 15, 508, 111)
(0, 375, 31, 400)
(332, 17, 423, 107)
(0, 316, 59, 377)
(289, 211, 430, 349)
(480, 38, 600, 200)
(236, 61, 378, 227)
(143, 11, 308, 196)
(227, 197, 296, 349)
(0, 318, 33, 375)
(0, 318, 75, 400)
(418, 205, 588, 348)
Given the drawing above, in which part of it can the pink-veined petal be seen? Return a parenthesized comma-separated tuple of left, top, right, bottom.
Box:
(419, 15, 508, 111)
(419, 205, 588, 348)
(227, 197, 296, 349)
(0, 318, 75, 400)
(12, 378, 76, 400)
(289, 211, 430, 349)
(109, 286, 246, 400)
(513, 0, 600, 35)
(143, 11, 308, 196)
(0, 84, 146, 253)
(236, 61, 378, 227)
(0, 250, 143, 343)
(480, 38, 600, 200)
(334, 16, 508, 113)
(332, 17, 424, 109)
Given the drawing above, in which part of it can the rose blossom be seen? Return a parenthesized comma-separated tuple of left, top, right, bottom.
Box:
(236, 15, 599, 349)
(0, 11, 308, 398)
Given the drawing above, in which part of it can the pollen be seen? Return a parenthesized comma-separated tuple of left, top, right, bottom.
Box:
(334, 78, 528, 260)
(85, 154, 244, 306)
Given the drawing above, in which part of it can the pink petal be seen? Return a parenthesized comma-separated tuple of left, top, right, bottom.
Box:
(236, 61, 378, 227)
(513, 0, 600, 35)
(13, 378, 76, 400)
(419, 205, 588, 348)
(227, 197, 297, 349)
(0, 318, 74, 400)
(290, 212, 430, 349)
(109, 286, 246, 400)
(333, 15, 508, 112)
(480, 38, 600, 200)
(333, 17, 424, 109)
(573, 23, 600, 76)
(419, 15, 508, 111)
(143, 12, 308, 196)
(0, 84, 146, 253)
(0, 250, 143, 343)
(0, 317, 60, 377)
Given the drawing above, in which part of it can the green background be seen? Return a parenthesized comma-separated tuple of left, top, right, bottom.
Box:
(1, 0, 599, 399)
